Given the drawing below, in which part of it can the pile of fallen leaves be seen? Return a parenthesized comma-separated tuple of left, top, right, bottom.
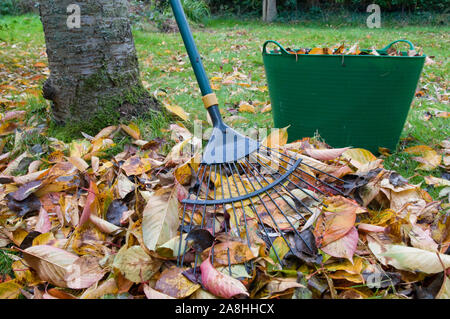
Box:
(279, 43, 425, 57)
(0, 121, 449, 299)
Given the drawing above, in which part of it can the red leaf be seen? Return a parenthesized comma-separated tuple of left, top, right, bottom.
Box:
(313, 196, 365, 247)
(304, 147, 351, 161)
(321, 227, 358, 262)
(200, 257, 249, 298)
(35, 207, 51, 234)
(79, 179, 98, 227)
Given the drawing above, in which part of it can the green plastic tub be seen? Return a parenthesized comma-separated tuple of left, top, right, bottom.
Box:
(262, 40, 426, 153)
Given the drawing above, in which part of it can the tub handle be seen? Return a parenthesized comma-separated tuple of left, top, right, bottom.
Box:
(263, 40, 290, 55)
(379, 39, 415, 54)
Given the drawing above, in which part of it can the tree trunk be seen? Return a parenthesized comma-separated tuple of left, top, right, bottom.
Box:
(39, 0, 159, 126)
(262, 0, 277, 23)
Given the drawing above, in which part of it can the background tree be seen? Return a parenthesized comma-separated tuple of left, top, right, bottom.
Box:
(39, 0, 159, 127)
(263, 0, 277, 22)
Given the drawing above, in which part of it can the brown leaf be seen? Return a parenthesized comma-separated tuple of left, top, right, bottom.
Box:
(314, 196, 365, 247)
(203, 241, 255, 266)
(22, 245, 79, 288)
(65, 256, 107, 289)
(143, 285, 175, 299)
(155, 267, 200, 299)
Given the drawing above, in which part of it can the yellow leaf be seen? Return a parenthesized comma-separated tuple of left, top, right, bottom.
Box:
(261, 104, 272, 113)
(309, 48, 325, 55)
(238, 103, 256, 114)
(68, 156, 89, 172)
(113, 246, 162, 283)
(94, 126, 117, 140)
(164, 104, 189, 121)
(12, 260, 40, 286)
(121, 123, 141, 140)
(142, 187, 179, 251)
(32, 232, 55, 246)
(424, 176, 450, 187)
(342, 148, 377, 169)
(0, 280, 22, 299)
(262, 127, 289, 148)
(69, 140, 92, 158)
(405, 145, 441, 170)
(121, 156, 152, 176)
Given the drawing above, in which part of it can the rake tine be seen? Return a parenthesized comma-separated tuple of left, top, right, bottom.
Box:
(194, 165, 213, 273)
(228, 163, 252, 249)
(244, 158, 308, 221)
(219, 164, 232, 275)
(262, 145, 346, 183)
(251, 154, 323, 202)
(255, 152, 324, 193)
(250, 154, 328, 212)
(210, 164, 218, 266)
(257, 150, 345, 196)
(182, 165, 212, 268)
(229, 162, 256, 272)
(239, 162, 296, 257)
(223, 168, 242, 239)
(178, 163, 206, 266)
(242, 159, 316, 253)
(236, 161, 284, 266)
(242, 159, 307, 242)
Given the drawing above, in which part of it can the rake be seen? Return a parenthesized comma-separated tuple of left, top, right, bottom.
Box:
(169, 0, 345, 273)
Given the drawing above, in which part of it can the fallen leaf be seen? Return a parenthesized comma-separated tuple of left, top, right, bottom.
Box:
(164, 104, 189, 121)
(79, 179, 99, 227)
(304, 147, 350, 161)
(22, 245, 79, 288)
(262, 127, 289, 148)
(65, 256, 106, 289)
(405, 145, 441, 170)
(424, 176, 450, 187)
(113, 246, 161, 283)
(0, 280, 22, 299)
(321, 227, 358, 262)
(121, 156, 152, 176)
(143, 285, 175, 299)
(201, 258, 249, 298)
(155, 266, 200, 299)
(368, 240, 450, 274)
(314, 196, 364, 247)
(121, 123, 141, 140)
(142, 187, 179, 251)
(342, 148, 377, 169)
(238, 103, 256, 114)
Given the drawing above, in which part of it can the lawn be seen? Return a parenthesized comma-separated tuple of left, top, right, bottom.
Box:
(0, 14, 449, 278)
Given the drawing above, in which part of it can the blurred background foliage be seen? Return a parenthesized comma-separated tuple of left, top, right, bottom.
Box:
(0, 1, 448, 29)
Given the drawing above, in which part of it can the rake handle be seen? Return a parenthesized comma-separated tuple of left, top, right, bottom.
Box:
(169, 0, 223, 125)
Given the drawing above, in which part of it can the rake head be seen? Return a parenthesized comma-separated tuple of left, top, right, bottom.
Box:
(177, 134, 346, 274)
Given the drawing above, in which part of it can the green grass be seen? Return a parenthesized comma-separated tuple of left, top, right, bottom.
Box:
(0, 250, 14, 280)
(0, 13, 448, 277)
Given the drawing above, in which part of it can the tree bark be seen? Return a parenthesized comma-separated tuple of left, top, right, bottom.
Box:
(39, 0, 159, 125)
(262, 0, 277, 23)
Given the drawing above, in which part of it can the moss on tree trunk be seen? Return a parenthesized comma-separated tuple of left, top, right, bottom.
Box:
(39, 0, 159, 132)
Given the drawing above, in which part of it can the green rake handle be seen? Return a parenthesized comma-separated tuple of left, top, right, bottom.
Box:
(169, 0, 225, 130)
